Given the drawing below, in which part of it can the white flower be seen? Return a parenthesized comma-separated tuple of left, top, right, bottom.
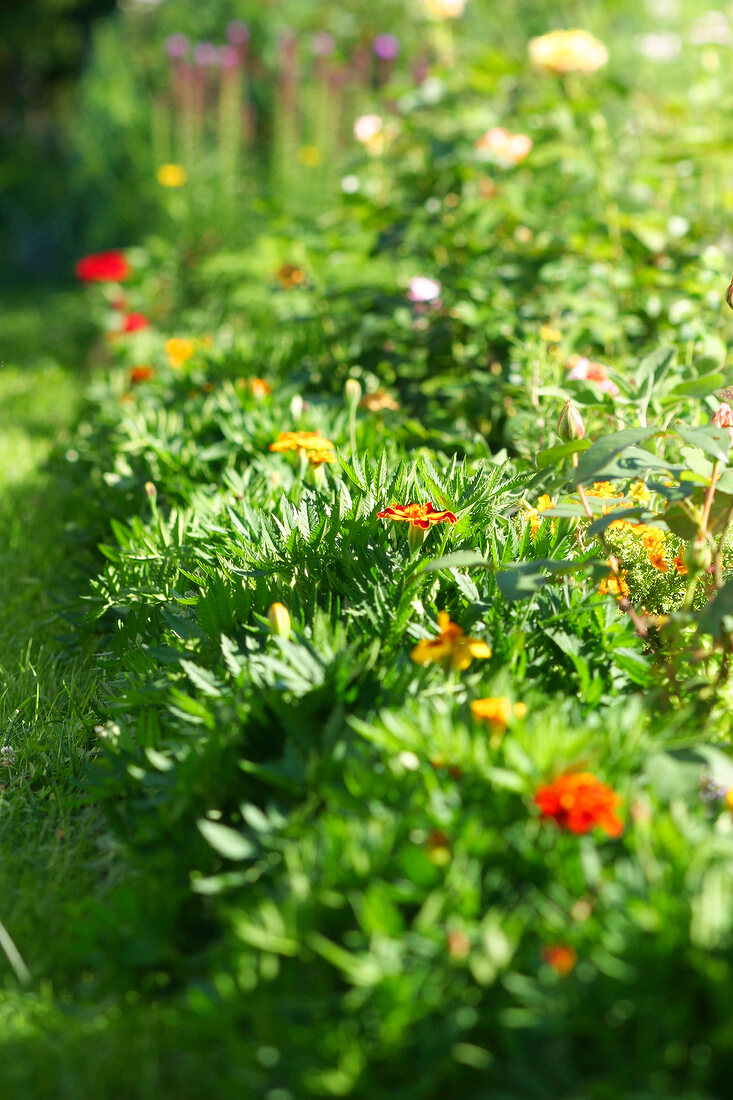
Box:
(353, 115, 383, 144)
(636, 32, 682, 61)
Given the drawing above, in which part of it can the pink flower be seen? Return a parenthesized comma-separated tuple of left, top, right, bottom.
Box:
(566, 355, 619, 397)
(407, 276, 442, 303)
(712, 402, 733, 443)
(475, 127, 532, 167)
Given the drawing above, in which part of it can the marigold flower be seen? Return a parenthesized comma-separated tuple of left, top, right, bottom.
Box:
(725, 787, 733, 812)
(598, 571, 629, 599)
(378, 502, 457, 530)
(267, 602, 291, 639)
(156, 163, 187, 188)
(540, 325, 562, 343)
(130, 365, 155, 384)
(534, 772, 623, 837)
(269, 431, 335, 455)
(528, 29, 609, 74)
(542, 944, 577, 976)
(276, 263, 305, 289)
(165, 337, 196, 368)
(360, 389, 399, 412)
(307, 449, 335, 469)
(411, 611, 491, 670)
(75, 250, 129, 283)
(120, 313, 149, 334)
(647, 548, 669, 573)
(525, 494, 554, 538)
(249, 378, 272, 399)
(471, 696, 525, 728)
(475, 127, 532, 167)
(586, 481, 623, 500)
(673, 554, 688, 575)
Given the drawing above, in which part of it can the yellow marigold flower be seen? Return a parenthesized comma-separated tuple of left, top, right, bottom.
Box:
(525, 494, 554, 538)
(269, 431, 335, 455)
(528, 29, 609, 75)
(471, 696, 526, 729)
(628, 481, 652, 504)
(540, 325, 562, 343)
(411, 611, 491, 671)
(587, 481, 623, 499)
(725, 788, 733, 812)
(360, 389, 399, 412)
(157, 163, 188, 188)
(165, 337, 196, 368)
(307, 449, 335, 468)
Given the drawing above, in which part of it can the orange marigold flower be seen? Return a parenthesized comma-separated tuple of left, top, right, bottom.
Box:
(378, 502, 457, 530)
(276, 263, 305, 289)
(471, 696, 525, 729)
(307, 448, 335, 468)
(647, 548, 669, 573)
(534, 772, 623, 837)
(165, 337, 196, 369)
(269, 431, 335, 455)
(598, 571, 629, 599)
(360, 389, 399, 412)
(541, 944, 577, 976)
(250, 378, 272, 399)
(411, 611, 491, 670)
(130, 365, 155, 384)
(673, 554, 688, 575)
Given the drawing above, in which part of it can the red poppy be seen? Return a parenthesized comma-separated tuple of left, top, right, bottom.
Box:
(75, 250, 130, 283)
(121, 313, 149, 334)
(534, 772, 623, 837)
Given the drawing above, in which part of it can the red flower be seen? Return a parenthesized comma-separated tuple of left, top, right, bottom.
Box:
(75, 250, 130, 283)
(534, 772, 623, 837)
(377, 502, 457, 530)
(541, 944, 577, 975)
(121, 313, 149, 334)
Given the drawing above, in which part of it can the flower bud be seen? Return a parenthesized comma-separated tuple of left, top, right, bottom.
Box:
(144, 481, 157, 500)
(557, 399, 585, 442)
(726, 278, 733, 310)
(267, 602, 291, 639)
(290, 394, 304, 420)
(344, 378, 362, 408)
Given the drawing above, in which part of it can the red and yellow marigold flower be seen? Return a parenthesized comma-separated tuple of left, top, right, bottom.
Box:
(411, 611, 491, 670)
(270, 431, 335, 455)
(534, 772, 623, 837)
(377, 502, 457, 529)
(249, 378, 272, 399)
(471, 696, 526, 729)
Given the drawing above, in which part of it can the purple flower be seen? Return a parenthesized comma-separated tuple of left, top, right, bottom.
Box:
(373, 33, 400, 60)
(312, 31, 336, 57)
(226, 21, 250, 46)
(165, 34, 189, 60)
(219, 45, 240, 69)
(194, 41, 220, 67)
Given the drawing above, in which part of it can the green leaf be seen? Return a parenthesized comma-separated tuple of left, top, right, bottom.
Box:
(636, 347, 676, 385)
(536, 438, 592, 470)
(496, 558, 604, 602)
(664, 373, 725, 400)
(697, 578, 733, 640)
(197, 819, 256, 861)
(675, 424, 731, 465)
(421, 551, 489, 572)
(573, 428, 660, 485)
